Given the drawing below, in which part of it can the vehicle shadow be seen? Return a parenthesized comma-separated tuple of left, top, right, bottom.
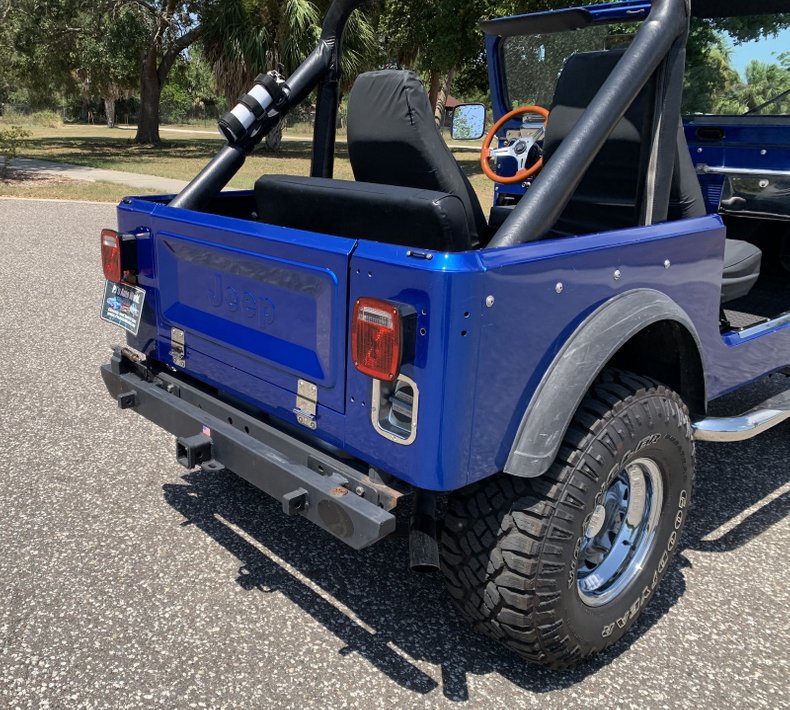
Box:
(160, 376, 789, 699)
(162, 472, 687, 699)
(686, 374, 790, 553)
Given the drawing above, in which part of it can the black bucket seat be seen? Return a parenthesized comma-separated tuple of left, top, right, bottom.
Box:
(254, 69, 482, 252)
(543, 49, 761, 302)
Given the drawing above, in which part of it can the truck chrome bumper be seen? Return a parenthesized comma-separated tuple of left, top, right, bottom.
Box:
(100, 349, 399, 549)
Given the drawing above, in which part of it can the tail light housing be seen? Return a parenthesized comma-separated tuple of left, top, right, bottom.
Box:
(101, 229, 137, 283)
(352, 298, 414, 382)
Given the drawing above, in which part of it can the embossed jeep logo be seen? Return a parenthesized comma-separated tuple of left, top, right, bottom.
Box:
(208, 273, 275, 328)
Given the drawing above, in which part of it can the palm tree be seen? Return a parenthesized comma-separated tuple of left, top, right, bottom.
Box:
(201, 0, 375, 151)
(741, 60, 790, 114)
(683, 33, 744, 115)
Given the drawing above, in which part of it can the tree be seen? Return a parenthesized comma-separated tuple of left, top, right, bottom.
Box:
(740, 60, 790, 114)
(117, 1, 206, 143)
(0, 0, 188, 136)
(202, 0, 321, 110)
(377, 1, 588, 126)
(4, 0, 84, 106)
(159, 50, 221, 123)
(77, 7, 148, 126)
(377, 0, 480, 124)
(0, 1, 16, 105)
(684, 30, 744, 114)
(684, 14, 790, 115)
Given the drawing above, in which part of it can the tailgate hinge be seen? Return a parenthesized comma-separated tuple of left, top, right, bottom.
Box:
(169, 327, 186, 367)
(294, 379, 318, 430)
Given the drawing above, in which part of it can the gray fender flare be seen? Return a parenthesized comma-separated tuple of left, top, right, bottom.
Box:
(504, 288, 704, 478)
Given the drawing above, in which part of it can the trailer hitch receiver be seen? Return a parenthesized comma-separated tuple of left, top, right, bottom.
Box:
(176, 434, 214, 469)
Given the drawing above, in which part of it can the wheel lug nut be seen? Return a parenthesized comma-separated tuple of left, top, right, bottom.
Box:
(585, 505, 606, 538)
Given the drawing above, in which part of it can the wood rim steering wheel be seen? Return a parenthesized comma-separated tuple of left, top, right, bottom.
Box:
(480, 105, 550, 185)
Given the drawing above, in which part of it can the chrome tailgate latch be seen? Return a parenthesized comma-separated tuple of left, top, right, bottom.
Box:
(294, 379, 318, 430)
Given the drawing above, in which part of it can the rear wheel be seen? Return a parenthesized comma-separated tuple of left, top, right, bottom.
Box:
(440, 369, 694, 668)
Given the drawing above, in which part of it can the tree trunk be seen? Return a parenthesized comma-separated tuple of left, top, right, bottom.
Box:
(261, 121, 284, 153)
(104, 96, 116, 128)
(131, 22, 201, 144)
(432, 69, 457, 128)
(428, 72, 441, 115)
(136, 62, 161, 144)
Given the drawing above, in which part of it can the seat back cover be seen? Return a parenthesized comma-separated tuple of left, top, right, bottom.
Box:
(347, 70, 488, 244)
(544, 49, 706, 236)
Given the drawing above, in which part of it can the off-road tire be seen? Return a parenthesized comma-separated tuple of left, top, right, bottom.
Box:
(440, 369, 695, 668)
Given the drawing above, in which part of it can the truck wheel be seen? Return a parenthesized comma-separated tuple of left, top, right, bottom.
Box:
(440, 369, 694, 668)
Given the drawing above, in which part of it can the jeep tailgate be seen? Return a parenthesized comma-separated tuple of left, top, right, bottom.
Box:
(148, 205, 357, 414)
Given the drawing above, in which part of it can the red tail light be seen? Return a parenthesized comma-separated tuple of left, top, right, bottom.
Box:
(101, 228, 136, 283)
(352, 298, 403, 382)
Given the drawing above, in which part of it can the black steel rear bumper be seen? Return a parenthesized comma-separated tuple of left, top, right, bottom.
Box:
(101, 349, 399, 550)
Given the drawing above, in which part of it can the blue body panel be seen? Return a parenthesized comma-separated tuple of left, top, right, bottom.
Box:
(119, 200, 356, 416)
(117, 197, 790, 492)
(112, 0, 789, 493)
(685, 118, 790, 212)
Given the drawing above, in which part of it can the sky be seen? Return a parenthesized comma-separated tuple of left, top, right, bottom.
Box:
(729, 29, 790, 78)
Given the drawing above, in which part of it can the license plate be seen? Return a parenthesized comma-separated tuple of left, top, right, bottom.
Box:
(100, 280, 145, 336)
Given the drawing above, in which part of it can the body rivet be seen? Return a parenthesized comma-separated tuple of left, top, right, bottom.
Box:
(485, 295, 495, 308)
(614, 269, 622, 281)
(555, 282, 564, 294)
(664, 260, 671, 269)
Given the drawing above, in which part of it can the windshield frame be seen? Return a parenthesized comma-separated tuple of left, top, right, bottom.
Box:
(484, 3, 647, 121)
(487, 4, 790, 121)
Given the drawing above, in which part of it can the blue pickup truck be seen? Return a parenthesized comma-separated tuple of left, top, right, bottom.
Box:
(100, 0, 789, 667)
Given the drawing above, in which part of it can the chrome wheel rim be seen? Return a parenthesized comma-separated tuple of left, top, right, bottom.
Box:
(577, 457, 664, 607)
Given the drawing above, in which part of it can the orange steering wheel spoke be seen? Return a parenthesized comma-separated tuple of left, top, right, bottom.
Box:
(480, 105, 550, 185)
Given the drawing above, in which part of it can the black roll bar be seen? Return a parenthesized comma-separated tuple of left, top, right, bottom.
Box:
(169, 0, 367, 211)
(488, 0, 691, 248)
(691, 0, 790, 17)
(312, 0, 362, 178)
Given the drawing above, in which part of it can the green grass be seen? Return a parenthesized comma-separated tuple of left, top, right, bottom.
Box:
(0, 176, 157, 202)
(0, 109, 63, 128)
(6, 124, 493, 205)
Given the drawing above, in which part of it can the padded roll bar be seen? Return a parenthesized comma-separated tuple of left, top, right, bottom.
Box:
(488, 0, 691, 248)
(169, 0, 367, 211)
(312, 0, 362, 178)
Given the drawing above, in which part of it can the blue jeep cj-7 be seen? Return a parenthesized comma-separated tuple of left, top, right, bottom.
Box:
(99, 0, 790, 667)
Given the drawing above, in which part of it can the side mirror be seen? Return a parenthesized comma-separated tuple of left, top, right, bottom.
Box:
(451, 104, 486, 141)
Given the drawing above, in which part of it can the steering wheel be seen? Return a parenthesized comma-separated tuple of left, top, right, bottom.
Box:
(480, 105, 550, 185)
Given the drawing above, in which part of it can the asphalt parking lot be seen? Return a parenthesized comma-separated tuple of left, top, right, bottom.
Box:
(1, 197, 788, 708)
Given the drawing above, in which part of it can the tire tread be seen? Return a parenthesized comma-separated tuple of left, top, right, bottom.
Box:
(439, 368, 695, 668)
